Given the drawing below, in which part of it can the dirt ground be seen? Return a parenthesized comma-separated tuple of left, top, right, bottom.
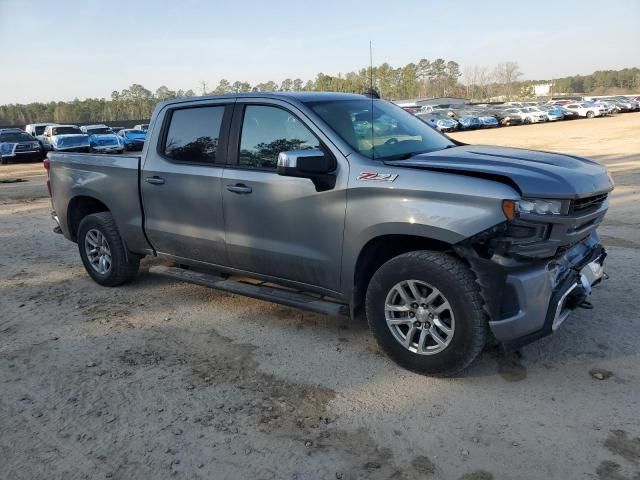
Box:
(1, 114, 639, 480)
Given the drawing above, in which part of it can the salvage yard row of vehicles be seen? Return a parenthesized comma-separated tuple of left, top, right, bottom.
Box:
(0, 123, 147, 163)
(410, 95, 640, 132)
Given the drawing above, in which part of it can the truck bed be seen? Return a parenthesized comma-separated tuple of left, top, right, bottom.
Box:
(48, 152, 152, 254)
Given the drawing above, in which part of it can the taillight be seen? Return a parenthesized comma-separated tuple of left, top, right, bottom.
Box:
(44, 157, 52, 197)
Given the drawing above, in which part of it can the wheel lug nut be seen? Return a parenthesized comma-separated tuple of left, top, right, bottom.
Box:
(409, 312, 415, 318)
(411, 303, 418, 309)
(421, 304, 427, 308)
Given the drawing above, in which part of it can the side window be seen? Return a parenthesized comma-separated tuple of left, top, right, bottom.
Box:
(163, 106, 225, 163)
(239, 105, 321, 169)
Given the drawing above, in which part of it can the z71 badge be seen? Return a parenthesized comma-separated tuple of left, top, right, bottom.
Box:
(357, 171, 399, 183)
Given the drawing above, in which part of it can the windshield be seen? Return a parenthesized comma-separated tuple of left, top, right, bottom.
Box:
(0, 132, 34, 142)
(52, 126, 82, 135)
(86, 127, 113, 135)
(306, 99, 454, 160)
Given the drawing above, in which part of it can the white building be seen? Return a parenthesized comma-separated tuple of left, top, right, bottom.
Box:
(533, 83, 552, 97)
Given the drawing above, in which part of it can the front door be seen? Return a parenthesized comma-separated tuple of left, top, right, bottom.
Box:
(221, 101, 347, 292)
(141, 101, 233, 265)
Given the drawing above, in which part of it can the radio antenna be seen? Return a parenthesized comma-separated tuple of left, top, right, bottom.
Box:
(369, 40, 373, 90)
(369, 40, 375, 159)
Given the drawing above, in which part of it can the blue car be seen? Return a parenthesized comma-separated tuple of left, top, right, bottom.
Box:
(416, 112, 459, 132)
(117, 129, 147, 151)
(454, 112, 482, 130)
(81, 124, 124, 154)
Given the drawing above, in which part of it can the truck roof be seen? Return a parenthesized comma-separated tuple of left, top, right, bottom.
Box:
(160, 91, 369, 108)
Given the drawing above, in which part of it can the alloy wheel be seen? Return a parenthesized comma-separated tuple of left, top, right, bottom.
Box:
(384, 279, 455, 355)
(84, 228, 112, 275)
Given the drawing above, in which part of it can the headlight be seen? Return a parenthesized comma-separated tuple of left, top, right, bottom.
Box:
(517, 198, 564, 215)
(0, 143, 17, 156)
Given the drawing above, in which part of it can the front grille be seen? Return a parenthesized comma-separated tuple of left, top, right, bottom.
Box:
(15, 143, 35, 152)
(570, 193, 608, 214)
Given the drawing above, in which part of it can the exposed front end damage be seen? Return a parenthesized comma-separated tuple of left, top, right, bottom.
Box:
(454, 194, 610, 350)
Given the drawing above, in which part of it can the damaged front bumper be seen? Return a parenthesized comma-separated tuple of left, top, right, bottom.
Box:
(458, 232, 607, 350)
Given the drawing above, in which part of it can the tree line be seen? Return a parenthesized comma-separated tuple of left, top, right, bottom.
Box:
(1, 60, 638, 126)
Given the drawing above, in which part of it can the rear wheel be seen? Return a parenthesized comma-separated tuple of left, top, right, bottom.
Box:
(78, 212, 139, 286)
(365, 251, 487, 376)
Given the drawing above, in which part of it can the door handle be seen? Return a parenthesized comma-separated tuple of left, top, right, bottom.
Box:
(145, 176, 165, 185)
(226, 183, 252, 194)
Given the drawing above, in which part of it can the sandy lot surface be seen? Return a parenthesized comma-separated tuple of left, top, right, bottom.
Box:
(1, 114, 639, 480)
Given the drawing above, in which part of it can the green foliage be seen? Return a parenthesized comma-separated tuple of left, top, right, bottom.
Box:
(1, 62, 638, 126)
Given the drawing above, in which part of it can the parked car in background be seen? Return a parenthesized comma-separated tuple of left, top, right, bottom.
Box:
(491, 109, 523, 126)
(451, 111, 481, 129)
(608, 97, 637, 111)
(609, 100, 632, 112)
(110, 126, 126, 134)
(559, 106, 580, 120)
(134, 123, 150, 131)
(539, 105, 565, 121)
(416, 112, 459, 132)
(25, 123, 58, 138)
(117, 128, 147, 151)
(81, 124, 124, 154)
(591, 101, 615, 115)
(471, 111, 499, 128)
(548, 100, 573, 106)
(520, 107, 548, 124)
(0, 128, 45, 164)
(563, 103, 604, 118)
(41, 125, 90, 152)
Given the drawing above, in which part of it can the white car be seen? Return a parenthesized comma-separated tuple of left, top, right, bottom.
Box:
(25, 123, 58, 138)
(41, 124, 90, 152)
(563, 103, 604, 118)
(504, 107, 546, 124)
(591, 101, 615, 115)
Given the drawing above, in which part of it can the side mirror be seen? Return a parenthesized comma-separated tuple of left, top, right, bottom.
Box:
(277, 149, 336, 191)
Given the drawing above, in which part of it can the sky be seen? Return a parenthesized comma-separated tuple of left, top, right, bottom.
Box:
(1, 0, 639, 104)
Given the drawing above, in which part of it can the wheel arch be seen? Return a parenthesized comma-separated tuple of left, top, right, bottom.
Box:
(350, 233, 455, 318)
(67, 195, 110, 242)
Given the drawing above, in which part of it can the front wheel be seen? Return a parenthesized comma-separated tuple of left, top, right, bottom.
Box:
(365, 251, 487, 376)
(78, 212, 139, 286)
(586, 110, 594, 118)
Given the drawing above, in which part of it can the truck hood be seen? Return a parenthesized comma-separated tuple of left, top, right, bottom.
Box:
(384, 145, 614, 199)
(52, 134, 89, 148)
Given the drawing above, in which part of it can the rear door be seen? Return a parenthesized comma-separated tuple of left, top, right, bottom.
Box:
(141, 99, 233, 265)
(220, 99, 348, 292)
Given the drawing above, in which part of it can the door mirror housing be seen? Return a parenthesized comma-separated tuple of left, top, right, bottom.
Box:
(277, 149, 336, 192)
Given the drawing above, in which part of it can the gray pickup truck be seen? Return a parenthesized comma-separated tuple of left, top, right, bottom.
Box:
(47, 92, 613, 375)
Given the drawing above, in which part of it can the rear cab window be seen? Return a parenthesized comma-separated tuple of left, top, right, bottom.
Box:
(162, 106, 226, 163)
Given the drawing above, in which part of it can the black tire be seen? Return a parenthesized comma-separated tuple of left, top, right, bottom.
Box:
(0, 157, 8, 165)
(365, 251, 487, 376)
(586, 111, 594, 118)
(77, 212, 139, 286)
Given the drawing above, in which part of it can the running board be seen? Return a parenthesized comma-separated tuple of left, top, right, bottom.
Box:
(149, 265, 349, 317)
